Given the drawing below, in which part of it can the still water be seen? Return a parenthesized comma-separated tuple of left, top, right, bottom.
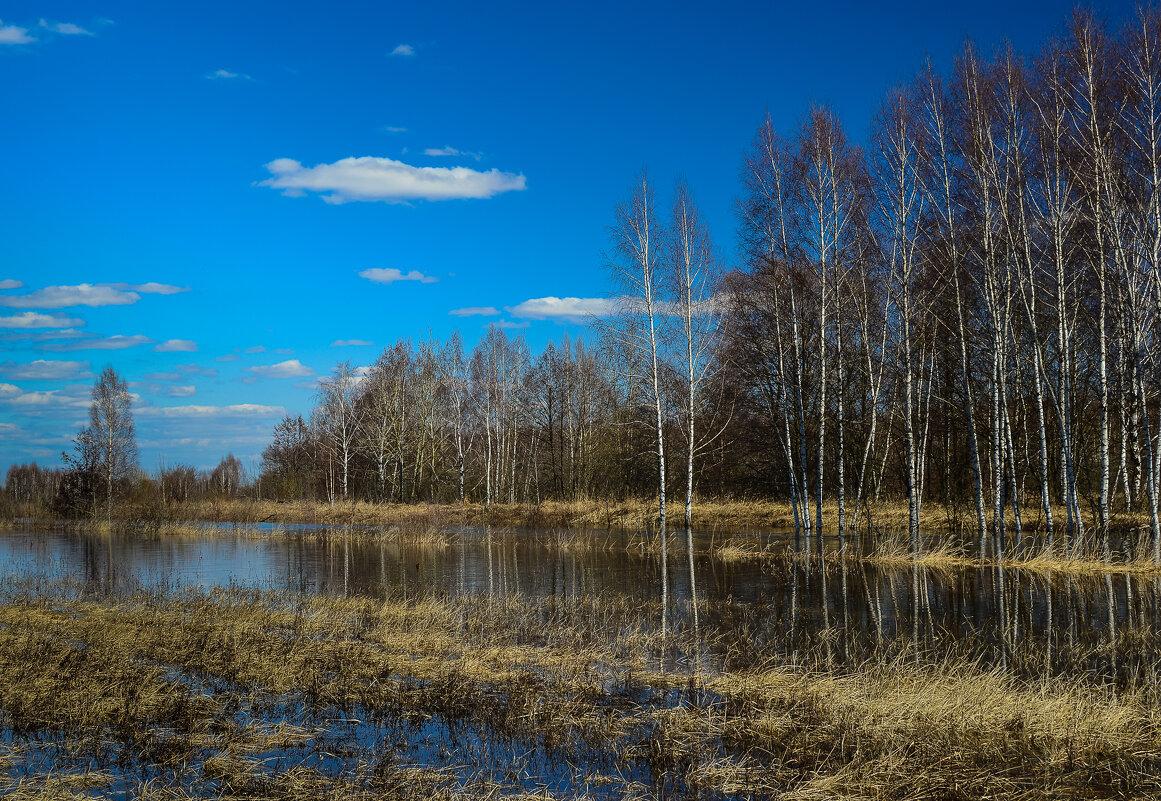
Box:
(2, 524, 1158, 684)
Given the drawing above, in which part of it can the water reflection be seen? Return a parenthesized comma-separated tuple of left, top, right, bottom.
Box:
(2, 527, 1158, 689)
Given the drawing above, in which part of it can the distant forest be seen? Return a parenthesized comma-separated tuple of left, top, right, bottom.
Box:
(7, 8, 1161, 561)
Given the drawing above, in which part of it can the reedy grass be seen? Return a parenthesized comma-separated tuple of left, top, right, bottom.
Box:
(11, 494, 1161, 578)
(18, 495, 1148, 536)
(1, 581, 1159, 798)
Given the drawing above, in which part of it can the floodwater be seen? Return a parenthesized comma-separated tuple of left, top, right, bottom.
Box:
(1, 523, 1158, 683)
(3, 523, 1160, 799)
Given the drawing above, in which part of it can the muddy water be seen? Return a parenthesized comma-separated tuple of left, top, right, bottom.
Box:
(2, 525, 1158, 684)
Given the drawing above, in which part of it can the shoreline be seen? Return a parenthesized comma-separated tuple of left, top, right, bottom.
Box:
(4, 497, 1161, 577)
(8, 495, 1154, 535)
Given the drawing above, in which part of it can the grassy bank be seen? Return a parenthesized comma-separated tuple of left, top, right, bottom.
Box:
(7, 496, 1161, 578)
(0, 580, 1156, 799)
(11, 495, 1153, 536)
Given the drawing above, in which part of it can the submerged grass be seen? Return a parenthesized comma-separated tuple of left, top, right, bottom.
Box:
(0, 579, 1158, 799)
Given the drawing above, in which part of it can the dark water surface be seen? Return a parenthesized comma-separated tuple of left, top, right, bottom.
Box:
(2, 524, 1159, 681)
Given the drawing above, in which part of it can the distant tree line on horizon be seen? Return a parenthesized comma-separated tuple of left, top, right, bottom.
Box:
(6, 7, 1161, 564)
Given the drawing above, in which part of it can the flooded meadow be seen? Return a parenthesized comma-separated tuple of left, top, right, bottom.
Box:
(1, 524, 1159, 799)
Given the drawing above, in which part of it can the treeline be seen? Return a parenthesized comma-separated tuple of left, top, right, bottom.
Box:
(3, 454, 249, 518)
(726, 7, 1161, 560)
(258, 331, 674, 506)
(260, 8, 1161, 562)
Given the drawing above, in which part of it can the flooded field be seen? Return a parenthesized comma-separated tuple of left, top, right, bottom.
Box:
(1, 525, 1159, 799)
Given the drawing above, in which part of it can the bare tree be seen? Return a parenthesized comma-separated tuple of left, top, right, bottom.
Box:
(78, 365, 138, 521)
(608, 172, 670, 535)
(872, 85, 927, 554)
(316, 361, 361, 501)
(666, 179, 723, 529)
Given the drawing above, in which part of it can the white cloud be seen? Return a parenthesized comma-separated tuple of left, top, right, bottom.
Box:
(331, 339, 373, 347)
(390, 43, 415, 56)
(40, 334, 154, 352)
(216, 354, 240, 362)
(0, 283, 140, 309)
(207, 68, 252, 80)
(505, 296, 615, 322)
(0, 312, 85, 329)
(0, 360, 90, 381)
(39, 20, 92, 35)
(99, 282, 188, 295)
(154, 339, 198, 352)
(495, 320, 530, 330)
(359, 268, 437, 284)
(449, 306, 499, 317)
(164, 385, 197, 398)
(244, 345, 266, 354)
(0, 384, 92, 412)
(0, 22, 34, 44)
(259, 156, 526, 203)
(383, 125, 408, 134)
(0, 280, 22, 290)
(244, 359, 314, 379)
(136, 403, 285, 419)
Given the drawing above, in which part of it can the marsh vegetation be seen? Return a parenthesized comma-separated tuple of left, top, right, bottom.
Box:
(1, 524, 1160, 798)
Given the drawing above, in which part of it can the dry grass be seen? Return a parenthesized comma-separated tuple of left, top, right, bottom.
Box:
(0, 580, 1158, 798)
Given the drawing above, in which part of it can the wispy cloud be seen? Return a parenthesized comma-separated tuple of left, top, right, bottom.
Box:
(259, 156, 526, 203)
(495, 320, 530, 330)
(0, 21, 35, 44)
(358, 268, 437, 285)
(145, 364, 216, 381)
(449, 306, 499, 317)
(0, 284, 141, 309)
(0, 360, 90, 381)
(136, 403, 285, 419)
(244, 345, 266, 354)
(0, 328, 87, 344)
(207, 68, 252, 80)
(331, 339, 373, 347)
(39, 19, 92, 35)
(177, 363, 217, 377)
(215, 354, 240, 362)
(0, 312, 85, 329)
(0, 280, 22, 290)
(244, 359, 314, 379)
(164, 385, 197, 398)
(390, 43, 415, 56)
(40, 334, 154, 352)
(383, 125, 408, 134)
(154, 339, 198, 352)
(98, 282, 188, 295)
(505, 296, 614, 323)
(424, 146, 482, 161)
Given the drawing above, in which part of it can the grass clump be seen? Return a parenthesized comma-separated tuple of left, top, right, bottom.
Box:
(0, 580, 1158, 798)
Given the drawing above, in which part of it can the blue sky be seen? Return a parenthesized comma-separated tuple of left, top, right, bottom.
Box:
(0, 0, 1140, 476)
